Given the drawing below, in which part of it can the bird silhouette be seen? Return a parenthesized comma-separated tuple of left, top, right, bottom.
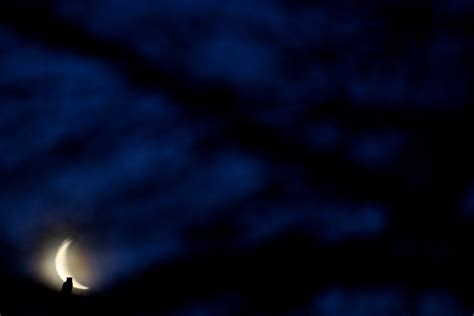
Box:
(60, 277, 73, 295)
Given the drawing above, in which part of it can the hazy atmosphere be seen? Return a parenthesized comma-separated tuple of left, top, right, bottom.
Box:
(1, 0, 473, 315)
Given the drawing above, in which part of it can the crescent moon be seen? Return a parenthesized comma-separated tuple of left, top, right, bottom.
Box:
(55, 238, 90, 290)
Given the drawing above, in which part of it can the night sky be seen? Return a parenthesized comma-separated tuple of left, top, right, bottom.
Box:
(1, 0, 474, 315)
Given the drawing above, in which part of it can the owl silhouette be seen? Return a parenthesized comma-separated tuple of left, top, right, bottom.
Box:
(60, 277, 73, 295)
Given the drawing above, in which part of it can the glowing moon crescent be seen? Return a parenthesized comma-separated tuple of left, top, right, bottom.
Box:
(55, 239, 90, 290)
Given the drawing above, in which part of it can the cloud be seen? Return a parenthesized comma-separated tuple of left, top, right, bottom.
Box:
(349, 130, 407, 170)
(313, 288, 467, 316)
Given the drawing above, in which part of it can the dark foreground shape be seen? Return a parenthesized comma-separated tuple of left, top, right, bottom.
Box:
(60, 277, 73, 295)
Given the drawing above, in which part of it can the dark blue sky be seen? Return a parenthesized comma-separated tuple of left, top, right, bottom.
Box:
(1, 0, 474, 314)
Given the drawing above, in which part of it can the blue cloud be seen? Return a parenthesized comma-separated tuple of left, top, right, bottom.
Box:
(313, 288, 467, 316)
(349, 131, 406, 170)
(306, 121, 344, 153)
